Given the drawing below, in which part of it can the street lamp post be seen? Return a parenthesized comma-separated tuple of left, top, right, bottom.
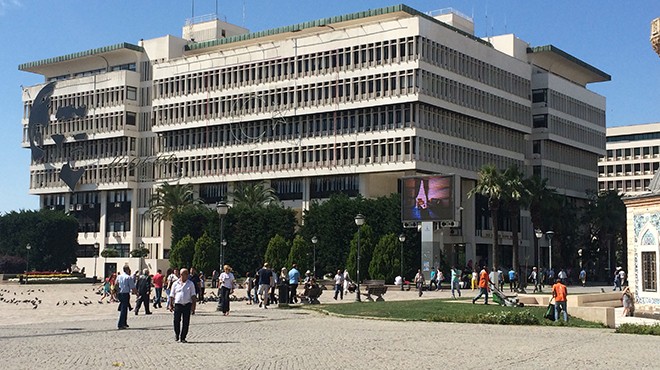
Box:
(138, 241, 145, 272)
(311, 236, 318, 278)
(93, 242, 100, 283)
(25, 243, 32, 283)
(354, 214, 365, 302)
(216, 201, 229, 268)
(398, 234, 406, 291)
(546, 231, 554, 272)
(216, 201, 229, 312)
(534, 229, 543, 269)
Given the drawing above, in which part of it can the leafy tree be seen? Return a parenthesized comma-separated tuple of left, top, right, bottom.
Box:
(0, 255, 27, 274)
(264, 234, 291, 271)
(232, 181, 279, 209)
(148, 182, 202, 222)
(169, 235, 196, 269)
(130, 247, 149, 258)
(369, 233, 399, 282)
(287, 234, 312, 273)
(101, 248, 119, 258)
(345, 224, 375, 281)
(582, 190, 626, 279)
(468, 165, 505, 270)
(171, 206, 217, 248)
(192, 232, 219, 275)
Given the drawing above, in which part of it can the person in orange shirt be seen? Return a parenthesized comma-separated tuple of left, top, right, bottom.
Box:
(552, 278, 568, 321)
(471, 266, 492, 304)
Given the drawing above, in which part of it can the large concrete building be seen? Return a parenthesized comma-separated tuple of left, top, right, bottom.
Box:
(19, 5, 609, 278)
(599, 123, 660, 195)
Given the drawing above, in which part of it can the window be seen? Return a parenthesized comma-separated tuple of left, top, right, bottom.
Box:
(127, 87, 137, 100)
(126, 112, 137, 125)
(533, 115, 548, 128)
(532, 89, 547, 103)
(642, 251, 657, 292)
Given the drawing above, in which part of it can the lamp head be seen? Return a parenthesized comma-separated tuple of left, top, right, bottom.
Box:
(354, 214, 365, 226)
(398, 234, 406, 243)
(216, 200, 229, 216)
(311, 236, 318, 244)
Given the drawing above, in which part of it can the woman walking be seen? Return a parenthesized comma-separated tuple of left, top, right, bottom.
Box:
(414, 269, 425, 297)
(218, 265, 236, 316)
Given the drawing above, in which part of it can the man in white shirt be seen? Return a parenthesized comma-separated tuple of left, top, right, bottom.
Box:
(333, 270, 344, 300)
(168, 268, 197, 343)
(116, 265, 136, 330)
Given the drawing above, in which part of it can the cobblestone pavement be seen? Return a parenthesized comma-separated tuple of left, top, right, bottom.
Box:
(0, 284, 659, 369)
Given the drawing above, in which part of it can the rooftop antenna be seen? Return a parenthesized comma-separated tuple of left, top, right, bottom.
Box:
(484, 1, 489, 39)
(191, 0, 195, 19)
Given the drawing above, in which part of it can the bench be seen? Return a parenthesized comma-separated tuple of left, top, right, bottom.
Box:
(362, 280, 388, 302)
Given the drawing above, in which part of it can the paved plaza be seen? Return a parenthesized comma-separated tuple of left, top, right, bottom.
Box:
(0, 283, 659, 369)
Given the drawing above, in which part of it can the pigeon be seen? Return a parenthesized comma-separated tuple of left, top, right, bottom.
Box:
(83, 296, 88, 299)
(32, 305, 38, 309)
(56, 301, 60, 306)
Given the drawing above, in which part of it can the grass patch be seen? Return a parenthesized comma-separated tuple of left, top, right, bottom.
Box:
(616, 323, 660, 335)
(313, 299, 605, 328)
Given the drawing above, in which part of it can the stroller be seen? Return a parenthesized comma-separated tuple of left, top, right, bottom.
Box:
(490, 283, 521, 307)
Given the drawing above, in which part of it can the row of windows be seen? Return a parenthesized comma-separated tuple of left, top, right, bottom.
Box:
(533, 89, 605, 127)
(157, 137, 414, 180)
(419, 70, 531, 126)
(26, 111, 135, 140)
(35, 137, 135, 165)
(47, 63, 137, 83)
(199, 183, 228, 203)
(418, 37, 530, 99)
(536, 141, 598, 172)
(138, 213, 161, 238)
(599, 162, 660, 176)
(417, 137, 523, 173)
(534, 114, 604, 149)
(161, 103, 414, 152)
(154, 37, 417, 98)
(153, 70, 416, 126)
(24, 86, 136, 121)
(543, 166, 597, 194)
(604, 146, 660, 160)
(417, 104, 525, 154)
(599, 178, 652, 193)
(31, 164, 134, 189)
(608, 132, 660, 143)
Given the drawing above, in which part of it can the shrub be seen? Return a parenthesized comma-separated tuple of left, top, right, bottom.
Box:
(0, 255, 27, 273)
(616, 323, 660, 335)
(429, 310, 539, 325)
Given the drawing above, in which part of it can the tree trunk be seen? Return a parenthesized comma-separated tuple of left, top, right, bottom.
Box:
(511, 203, 520, 273)
(491, 207, 499, 271)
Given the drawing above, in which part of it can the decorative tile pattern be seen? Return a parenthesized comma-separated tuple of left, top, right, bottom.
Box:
(642, 230, 657, 246)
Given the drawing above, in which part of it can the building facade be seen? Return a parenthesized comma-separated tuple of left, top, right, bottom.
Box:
(19, 5, 609, 278)
(599, 123, 660, 195)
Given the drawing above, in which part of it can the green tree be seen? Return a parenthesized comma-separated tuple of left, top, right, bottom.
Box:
(171, 206, 217, 248)
(345, 224, 375, 281)
(369, 233, 399, 282)
(192, 232, 218, 275)
(100, 248, 119, 258)
(148, 182, 202, 222)
(169, 235, 196, 269)
(264, 234, 291, 271)
(502, 165, 529, 272)
(468, 165, 505, 270)
(287, 234, 312, 272)
(130, 247, 149, 258)
(583, 190, 626, 279)
(232, 181, 279, 209)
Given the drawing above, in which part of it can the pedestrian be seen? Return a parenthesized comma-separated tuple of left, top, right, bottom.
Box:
(551, 278, 568, 322)
(152, 269, 164, 309)
(165, 269, 179, 308)
(168, 268, 197, 343)
(529, 267, 541, 293)
(99, 277, 111, 303)
(342, 269, 351, 295)
(244, 271, 254, 305)
(211, 270, 219, 289)
(218, 265, 236, 316)
(288, 263, 301, 304)
(621, 286, 634, 317)
(414, 269, 425, 297)
(257, 263, 273, 309)
(135, 268, 152, 315)
(619, 268, 627, 287)
(429, 268, 437, 291)
(579, 269, 587, 287)
(472, 266, 491, 305)
(437, 269, 444, 292)
(189, 268, 201, 302)
(508, 268, 517, 292)
(450, 266, 461, 299)
(497, 268, 504, 291)
(558, 269, 567, 285)
(471, 270, 478, 290)
(613, 268, 622, 291)
(198, 271, 206, 302)
(116, 265, 136, 330)
(277, 268, 288, 304)
(333, 269, 344, 300)
(109, 272, 118, 302)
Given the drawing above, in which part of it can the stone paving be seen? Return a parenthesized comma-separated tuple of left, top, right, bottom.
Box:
(0, 283, 659, 369)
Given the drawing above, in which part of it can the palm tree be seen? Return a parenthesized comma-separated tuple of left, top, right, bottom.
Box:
(468, 165, 504, 270)
(502, 165, 530, 273)
(147, 182, 202, 222)
(232, 181, 279, 209)
(524, 175, 557, 269)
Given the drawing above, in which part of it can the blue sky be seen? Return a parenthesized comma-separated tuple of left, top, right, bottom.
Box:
(0, 0, 658, 213)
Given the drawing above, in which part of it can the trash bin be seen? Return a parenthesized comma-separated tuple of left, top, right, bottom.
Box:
(278, 284, 289, 308)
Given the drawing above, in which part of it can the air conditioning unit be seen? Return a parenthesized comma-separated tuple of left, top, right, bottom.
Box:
(89, 203, 95, 209)
(449, 228, 461, 236)
(439, 220, 460, 228)
(68, 204, 75, 211)
(114, 202, 121, 208)
(75, 204, 82, 211)
(113, 232, 121, 237)
(531, 153, 541, 159)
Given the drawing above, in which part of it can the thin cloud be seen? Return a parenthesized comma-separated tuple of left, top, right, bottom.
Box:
(0, 0, 22, 16)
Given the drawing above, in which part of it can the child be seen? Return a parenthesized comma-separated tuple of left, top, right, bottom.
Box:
(245, 272, 254, 305)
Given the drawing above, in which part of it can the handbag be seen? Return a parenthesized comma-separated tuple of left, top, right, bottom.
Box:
(544, 298, 555, 321)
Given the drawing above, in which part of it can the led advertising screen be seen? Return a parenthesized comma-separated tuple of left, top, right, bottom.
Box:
(401, 175, 454, 222)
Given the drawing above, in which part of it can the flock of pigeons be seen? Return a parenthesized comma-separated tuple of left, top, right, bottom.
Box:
(0, 287, 107, 310)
